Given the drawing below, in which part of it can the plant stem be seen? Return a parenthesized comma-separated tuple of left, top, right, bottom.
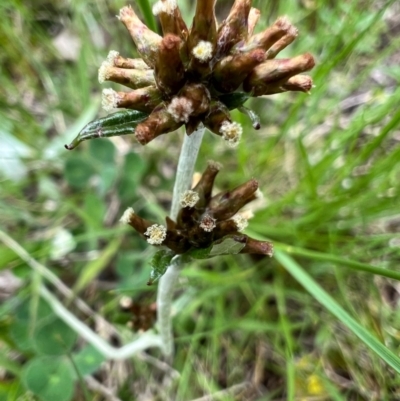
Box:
(170, 125, 205, 221)
(157, 125, 205, 356)
(0, 125, 205, 360)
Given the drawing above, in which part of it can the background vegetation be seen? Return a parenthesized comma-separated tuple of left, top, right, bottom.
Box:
(1, 0, 400, 399)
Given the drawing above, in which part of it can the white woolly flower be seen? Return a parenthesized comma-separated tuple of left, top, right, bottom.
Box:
(144, 224, 167, 245)
(276, 16, 292, 31)
(98, 50, 119, 84)
(167, 97, 194, 122)
(199, 214, 216, 232)
(152, 0, 177, 16)
(220, 121, 243, 147)
(254, 188, 264, 199)
(240, 210, 254, 220)
(192, 41, 213, 62)
(207, 160, 222, 170)
(117, 6, 132, 21)
(180, 190, 199, 208)
(98, 61, 110, 84)
(107, 50, 119, 63)
(232, 214, 249, 231)
(102, 88, 120, 111)
(119, 207, 134, 224)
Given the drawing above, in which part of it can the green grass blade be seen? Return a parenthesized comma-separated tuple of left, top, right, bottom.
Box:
(273, 242, 400, 281)
(275, 274, 295, 401)
(136, 0, 158, 33)
(275, 250, 400, 374)
(72, 238, 122, 294)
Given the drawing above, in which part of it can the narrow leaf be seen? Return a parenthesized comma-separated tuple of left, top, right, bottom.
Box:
(65, 110, 149, 150)
(186, 235, 246, 260)
(209, 236, 246, 256)
(73, 238, 121, 294)
(275, 250, 400, 374)
(218, 92, 250, 111)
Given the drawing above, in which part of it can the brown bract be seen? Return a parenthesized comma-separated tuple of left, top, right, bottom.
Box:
(121, 162, 273, 257)
(100, 0, 315, 146)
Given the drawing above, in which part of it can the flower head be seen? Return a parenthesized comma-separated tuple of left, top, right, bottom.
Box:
(124, 163, 273, 256)
(192, 41, 213, 62)
(220, 121, 243, 147)
(144, 224, 167, 245)
(96, 0, 315, 146)
(180, 190, 200, 208)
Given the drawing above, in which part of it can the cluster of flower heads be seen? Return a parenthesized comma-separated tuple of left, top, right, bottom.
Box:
(99, 0, 315, 147)
(120, 161, 273, 256)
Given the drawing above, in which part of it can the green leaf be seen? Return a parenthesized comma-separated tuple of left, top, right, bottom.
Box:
(147, 250, 175, 285)
(209, 236, 246, 257)
(65, 109, 149, 150)
(64, 155, 95, 189)
(275, 250, 400, 374)
(185, 246, 212, 260)
(82, 192, 106, 230)
(118, 152, 147, 202)
(14, 298, 52, 322)
(88, 138, 115, 165)
(218, 92, 250, 110)
(98, 165, 117, 194)
(185, 236, 247, 260)
(136, 0, 158, 33)
(9, 321, 34, 352)
(33, 317, 77, 356)
(22, 356, 75, 401)
(72, 345, 105, 376)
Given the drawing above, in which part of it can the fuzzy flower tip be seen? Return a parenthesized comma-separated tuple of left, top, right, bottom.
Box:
(232, 214, 249, 231)
(107, 50, 119, 63)
(152, 0, 177, 16)
(200, 214, 216, 232)
(102, 88, 120, 111)
(120, 207, 134, 224)
(220, 121, 243, 147)
(144, 224, 167, 245)
(192, 41, 213, 62)
(180, 190, 200, 208)
(98, 61, 110, 84)
(98, 50, 120, 84)
(208, 160, 223, 170)
(167, 97, 194, 122)
(255, 188, 264, 199)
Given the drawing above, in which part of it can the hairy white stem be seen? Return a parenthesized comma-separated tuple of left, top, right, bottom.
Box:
(0, 229, 118, 336)
(40, 286, 163, 359)
(0, 229, 163, 360)
(0, 126, 205, 362)
(157, 125, 205, 356)
(170, 125, 205, 221)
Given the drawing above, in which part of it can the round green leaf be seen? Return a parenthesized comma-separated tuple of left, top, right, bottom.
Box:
(89, 139, 115, 165)
(118, 152, 147, 201)
(14, 298, 52, 322)
(9, 321, 34, 352)
(22, 356, 75, 401)
(72, 345, 105, 376)
(64, 154, 95, 189)
(98, 164, 117, 194)
(33, 318, 77, 355)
